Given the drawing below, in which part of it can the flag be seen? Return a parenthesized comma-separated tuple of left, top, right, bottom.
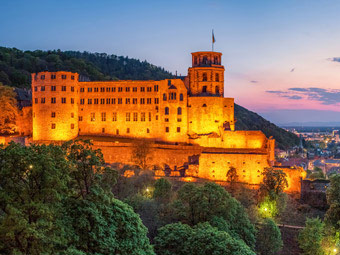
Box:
(212, 30, 216, 44)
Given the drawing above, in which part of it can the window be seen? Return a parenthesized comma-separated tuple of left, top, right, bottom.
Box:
(180, 93, 184, 101)
(94, 98, 98, 104)
(127, 128, 130, 134)
(51, 112, 56, 118)
(71, 98, 74, 104)
(126, 87, 130, 92)
(51, 123, 56, 129)
(35, 98, 38, 104)
(106, 87, 110, 92)
(71, 123, 74, 129)
(202, 56, 208, 65)
(80, 99, 85, 104)
(79, 116, 83, 121)
(112, 98, 116, 104)
(62, 75, 66, 79)
(202, 72, 207, 81)
(215, 86, 219, 94)
(41, 86, 45, 91)
(165, 118, 169, 122)
(118, 98, 122, 104)
(126, 98, 130, 104)
(169, 92, 176, 100)
(215, 73, 219, 82)
(156, 115, 159, 120)
(88, 99, 92, 104)
(100, 87, 105, 92)
(165, 127, 169, 133)
(155, 98, 159, 104)
(133, 87, 137, 92)
(61, 86, 66, 91)
(149, 112, 151, 121)
(61, 98, 66, 104)
(154, 85, 159, 92)
(147, 98, 152, 104)
(106, 98, 111, 104)
(101, 98, 105, 104)
(71, 75, 75, 80)
(147, 128, 150, 133)
(163, 93, 167, 101)
(34, 87, 38, 92)
(51, 97, 56, 104)
(91, 113, 95, 121)
(177, 127, 181, 133)
(147, 87, 152, 92)
(141, 112, 145, 121)
(177, 107, 182, 115)
(94, 88, 98, 92)
(116, 129, 119, 135)
(194, 56, 198, 65)
(126, 112, 131, 121)
(112, 87, 116, 92)
(177, 118, 182, 122)
(118, 87, 123, 92)
(80, 88, 84, 92)
(51, 74, 56, 79)
(133, 112, 138, 121)
(41, 75, 45, 80)
(101, 112, 106, 121)
(202, 103, 207, 107)
(88, 87, 92, 92)
(51, 86, 56, 91)
(133, 98, 137, 104)
(165, 107, 169, 115)
(71, 86, 74, 92)
(102, 128, 105, 133)
(112, 112, 117, 121)
(140, 98, 145, 104)
(141, 87, 145, 92)
(202, 86, 207, 93)
(41, 98, 45, 104)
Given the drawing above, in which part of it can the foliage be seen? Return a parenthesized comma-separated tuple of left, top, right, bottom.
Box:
(0, 142, 71, 254)
(0, 83, 18, 134)
(255, 218, 283, 255)
(154, 222, 255, 255)
(131, 140, 153, 172)
(226, 166, 238, 191)
(325, 174, 340, 230)
(309, 168, 325, 180)
(173, 182, 256, 249)
(153, 178, 172, 202)
(260, 167, 288, 199)
(234, 104, 300, 149)
(298, 217, 325, 255)
(0, 47, 174, 88)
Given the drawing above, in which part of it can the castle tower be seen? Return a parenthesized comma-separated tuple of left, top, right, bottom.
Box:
(187, 51, 224, 96)
(32, 71, 79, 141)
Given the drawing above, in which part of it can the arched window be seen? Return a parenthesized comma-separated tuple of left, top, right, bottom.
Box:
(215, 86, 219, 94)
(202, 104, 207, 107)
(163, 93, 167, 101)
(215, 73, 219, 82)
(177, 107, 182, 115)
(165, 107, 169, 115)
(180, 93, 184, 101)
(202, 72, 207, 81)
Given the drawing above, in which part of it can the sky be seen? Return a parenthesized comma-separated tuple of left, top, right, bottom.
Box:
(1, 0, 340, 125)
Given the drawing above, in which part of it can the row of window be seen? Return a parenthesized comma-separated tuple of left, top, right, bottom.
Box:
(81, 97, 160, 105)
(34, 85, 75, 92)
(37, 74, 75, 80)
(81, 85, 159, 93)
(35, 97, 75, 104)
(201, 72, 220, 82)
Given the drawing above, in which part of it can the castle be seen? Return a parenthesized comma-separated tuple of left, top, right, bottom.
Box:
(31, 51, 305, 192)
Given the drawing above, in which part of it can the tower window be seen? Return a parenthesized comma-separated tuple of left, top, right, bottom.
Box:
(202, 73, 207, 81)
(194, 56, 198, 65)
(215, 86, 219, 94)
(202, 86, 207, 93)
(165, 107, 169, 115)
(215, 73, 219, 82)
(202, 56, 208, 65)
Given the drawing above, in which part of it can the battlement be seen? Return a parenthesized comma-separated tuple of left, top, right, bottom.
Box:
(191, 51, 223, 67)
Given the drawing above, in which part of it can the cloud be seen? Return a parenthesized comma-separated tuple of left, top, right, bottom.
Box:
(266, 87, 340, 105)
(329, 57, 340, 63)
(250, 80, 258, 83)
(290, 68, 295, 72)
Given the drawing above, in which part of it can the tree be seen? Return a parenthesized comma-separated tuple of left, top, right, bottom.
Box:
(154, 222, 255, 255)
(0, 142, 71, 254)
(226, 166, 238, 192)
(325, 174, 340, 230)
(173, 182, 256, 249)
(61, 187, 155, 255)
(260, 167, 288, 199)
(255, 218, 283, 255)
(298, 218, 325, 255)
(153, 178, 172, 202)
(131, 140, 152, 172)
(0, 83, 18, 134)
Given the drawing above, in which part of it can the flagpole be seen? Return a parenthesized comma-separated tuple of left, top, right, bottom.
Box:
(212, 29, 214, 52)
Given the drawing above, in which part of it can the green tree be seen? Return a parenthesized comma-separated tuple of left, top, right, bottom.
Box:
(0, 142, 71, 255)
(298, 218, 325, 255)
(226, 166, 238, 192)
(260, 167, 288, 199)
(255, 218, 283, 255)
(0, 83, 18, 134)
(153, 178, 172, 202)
(325, 174, 340, 230)
(131, 140, 153, 172)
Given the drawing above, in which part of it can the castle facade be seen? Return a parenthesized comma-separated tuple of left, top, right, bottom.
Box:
(31, 51, 305, 192)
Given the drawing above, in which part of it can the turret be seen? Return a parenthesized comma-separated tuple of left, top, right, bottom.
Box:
(32, 71, 79, 141)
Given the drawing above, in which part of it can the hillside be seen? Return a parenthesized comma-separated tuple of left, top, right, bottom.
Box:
(235, 104, 300, 149)
(0, 47, 174, 88)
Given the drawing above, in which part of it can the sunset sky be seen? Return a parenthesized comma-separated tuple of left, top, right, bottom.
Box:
(2, 0, 340, 124)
